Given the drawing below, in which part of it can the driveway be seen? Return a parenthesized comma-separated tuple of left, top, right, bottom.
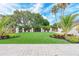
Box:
(0, 44, 79, 56)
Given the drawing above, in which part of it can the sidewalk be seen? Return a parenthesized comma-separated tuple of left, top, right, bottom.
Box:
(0, 44, 79, 56)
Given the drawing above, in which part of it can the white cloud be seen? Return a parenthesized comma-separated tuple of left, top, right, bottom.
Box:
(42, 13, 55, 25)
(0, 3, 18, 15)
(0, 3, 44, 15)
(42, 15, 47, 19)
(30, 3, 43, 13)
(0, 3, 56, 25)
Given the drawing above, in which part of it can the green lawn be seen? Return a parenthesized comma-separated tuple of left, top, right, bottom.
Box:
(0, 32, 70, 44)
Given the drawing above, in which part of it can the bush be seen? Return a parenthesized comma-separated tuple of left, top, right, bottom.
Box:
(0, 35, 9, 39)
(0, 33, 18, 40)
(50, 33, 79, 43)
(0, 33, 10, 39)
(49, 33, 65, 39)
(66, 35, 79, 43)
(8, 34, 17, 38)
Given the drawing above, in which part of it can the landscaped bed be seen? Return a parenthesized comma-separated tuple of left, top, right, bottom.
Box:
(0, 32, 70, 44)
(50, 33, 79, 43)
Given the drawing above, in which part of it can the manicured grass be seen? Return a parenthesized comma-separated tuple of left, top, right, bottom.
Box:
(0, 32, 70, 44)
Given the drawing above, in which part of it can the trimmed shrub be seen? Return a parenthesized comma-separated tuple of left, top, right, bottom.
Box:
(0, 33, 10, 39)
(8, 34, 17, 38)
(66, 35, 79, 43)
(0, 35, 9, 39)
(50, 33, 79, 43)
(0, 33, 18, 40)
(49, 33, 65, 39)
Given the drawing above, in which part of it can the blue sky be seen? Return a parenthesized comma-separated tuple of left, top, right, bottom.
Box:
(0, 3, 79, 25)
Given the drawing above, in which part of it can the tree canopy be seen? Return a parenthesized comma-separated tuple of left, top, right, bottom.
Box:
(12, 10, 49, 29)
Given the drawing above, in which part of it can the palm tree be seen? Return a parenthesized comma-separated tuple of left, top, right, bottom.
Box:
(52, 5, 59, 30)
(51, 3, 70, 31)
(57, 3, 70, 17)
(60, 14, 79, 37)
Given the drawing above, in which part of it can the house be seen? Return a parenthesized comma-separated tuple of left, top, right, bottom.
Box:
(68, 20, 79, 36)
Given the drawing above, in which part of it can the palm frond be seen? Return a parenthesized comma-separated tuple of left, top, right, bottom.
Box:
(60, 14, 79, 32)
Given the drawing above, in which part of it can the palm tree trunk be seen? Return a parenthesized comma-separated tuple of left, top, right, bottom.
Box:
(55, 14, 58, 31)
(64, 32, 67, 37)
(61, 9, 64, 18)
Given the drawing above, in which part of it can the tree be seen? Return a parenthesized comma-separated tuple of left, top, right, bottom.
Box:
(51, 3, 70, 30)
(51, 3, 70, 32)
(57, 3, 70, 16)
(32, 13, 49, 28)
(42, 26, 50, 32)
(0, 16, 14, 35)
(32, 13, 44, 26)
(12, 10, 50, 32)
(13, 10, 32, 25)
(52, 5, 59, 29)
(12, 10, 34, 32)
(51, 23, 60, 31)
(60, 14, 79, 37)
(42, 19, 49, 26)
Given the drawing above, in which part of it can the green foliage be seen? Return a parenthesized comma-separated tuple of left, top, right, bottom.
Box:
(0, 15, 16, 36)
(60, 14, 79, 34)
(12, 10, 49, 29)
(23, 25, 32, 30)
(51, 3, 70, 29)
(50, 33, 65, 39)
(66, 36, 79, 43)
(50, 33, 79, 43)
(8, 33, 18, 38)
(52, 23, 60, 28)
(42, 26, 50, 30)
(33, 25, 41, 29)
(42, 19, 49, 26)
(33, 26, 41, 32)
(0, 16, 12, 35)
(0, 10, 49, 33)
(13, 10, 33, 25)
(32, 13, 49, 27)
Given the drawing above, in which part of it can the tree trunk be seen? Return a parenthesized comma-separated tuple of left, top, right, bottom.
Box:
(55, 14, 58, 31)
(64, 32, 68, 39)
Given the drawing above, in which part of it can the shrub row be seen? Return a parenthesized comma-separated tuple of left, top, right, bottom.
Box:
(0, 34, 17, 40)
(50, 33, 79, 43)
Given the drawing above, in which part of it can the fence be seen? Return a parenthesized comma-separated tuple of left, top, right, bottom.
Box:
(15, 27, 53, 33)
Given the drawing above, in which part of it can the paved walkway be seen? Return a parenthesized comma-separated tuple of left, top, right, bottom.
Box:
(0, 44, 79, 56)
